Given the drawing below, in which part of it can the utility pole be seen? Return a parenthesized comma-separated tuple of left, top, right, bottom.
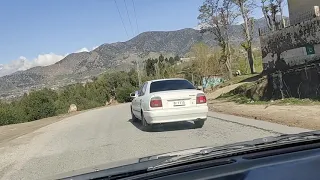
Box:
(136, 57, 142, 87)
(135, 51, 142, 87)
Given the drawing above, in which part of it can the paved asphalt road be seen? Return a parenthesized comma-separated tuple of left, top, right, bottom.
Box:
(0, 103, 309, 180)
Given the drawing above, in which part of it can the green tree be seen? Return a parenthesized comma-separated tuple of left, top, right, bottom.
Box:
(128, 68, 139, 88)
(145, 58, 156, 76)
(116, 85, 135, 103)
(159, 54, 164, 62)
(0, 70, 145, 126)
(21, 89, 57, 121)
(169, 57, 175, 65)
(174, 55, 180, 62)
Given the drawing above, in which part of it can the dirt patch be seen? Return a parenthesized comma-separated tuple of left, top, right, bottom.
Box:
(206, 82, 249, 100)
(209, 100, 320, 130)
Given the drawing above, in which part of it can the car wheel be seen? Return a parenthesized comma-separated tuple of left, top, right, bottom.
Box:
(141, 112, 151, 131)
(194, 119, 206, 128)
(131, 107, 138, 122)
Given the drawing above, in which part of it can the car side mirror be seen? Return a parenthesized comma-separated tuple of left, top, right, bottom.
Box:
(130, 91, 138, 98)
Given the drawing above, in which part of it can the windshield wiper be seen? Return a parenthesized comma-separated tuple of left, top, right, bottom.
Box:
(147, 145, 249, 171)
(234, 130, 320, 147)
(148, 130, 320, 171)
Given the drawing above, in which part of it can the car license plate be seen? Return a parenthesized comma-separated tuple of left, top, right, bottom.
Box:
(173, 101, 185, 106)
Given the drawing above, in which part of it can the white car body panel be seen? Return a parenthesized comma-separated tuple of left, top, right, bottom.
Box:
(143, 105, 208, 124)
(131, 78, 208, 124)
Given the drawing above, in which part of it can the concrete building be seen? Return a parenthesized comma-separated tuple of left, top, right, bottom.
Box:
(288, 0, 320, 25)
(259, 0, 320, 99)
(260, 1, 320, 72)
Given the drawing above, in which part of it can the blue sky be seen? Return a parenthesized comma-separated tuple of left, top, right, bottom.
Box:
(0, 0, 288, 76)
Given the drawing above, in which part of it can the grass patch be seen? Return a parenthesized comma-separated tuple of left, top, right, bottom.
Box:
(271, 98, 320, 105)
(218, 94, 266, 104)
(217, 76, 320, 106)
(219, 93, 320, 106)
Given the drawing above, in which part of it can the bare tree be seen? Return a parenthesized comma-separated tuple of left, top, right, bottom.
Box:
(261, 0, 282, 31)
(275, 0, 285, 28)
(198, 0, 238, 78)
(232, 0, 255, 74)
(261, 0, 272, 30)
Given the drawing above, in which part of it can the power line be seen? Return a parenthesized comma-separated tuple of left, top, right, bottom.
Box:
(114, 0, 129, 38)
(124, 0, 141, 85)
(131, 0, 140, 34)
(123, 0, 134, 37)
(113, 0, 141, 86)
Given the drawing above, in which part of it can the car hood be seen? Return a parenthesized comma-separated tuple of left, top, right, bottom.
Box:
(45, 146, 210, 180)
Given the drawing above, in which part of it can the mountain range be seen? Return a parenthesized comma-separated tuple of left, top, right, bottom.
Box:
(0, 17, 272, 98)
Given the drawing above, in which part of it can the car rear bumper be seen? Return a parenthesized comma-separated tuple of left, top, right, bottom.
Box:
(143, 105, 208, 124)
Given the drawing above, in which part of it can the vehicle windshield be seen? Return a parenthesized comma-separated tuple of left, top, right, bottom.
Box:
(150, 80, 196, 93)
(0, 0, 319, 179)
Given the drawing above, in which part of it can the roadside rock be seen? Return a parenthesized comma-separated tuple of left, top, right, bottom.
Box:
(68, 104, 77, 113)
(106, 99, 113, 106)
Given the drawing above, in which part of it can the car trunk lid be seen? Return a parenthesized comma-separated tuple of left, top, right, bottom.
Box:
(150, 90, 202, 109)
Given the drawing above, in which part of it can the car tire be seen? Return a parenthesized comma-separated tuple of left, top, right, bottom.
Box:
(131, 107, 138, 122)
(141, 112, 151, 131)
(194, 119, 206, 128)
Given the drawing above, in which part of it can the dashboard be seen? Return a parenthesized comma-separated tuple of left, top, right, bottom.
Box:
(123, 142, 320, 180)
(60, 141, 320, 180)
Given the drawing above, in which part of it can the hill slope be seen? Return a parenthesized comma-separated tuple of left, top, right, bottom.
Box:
(0, 17, 273, 96)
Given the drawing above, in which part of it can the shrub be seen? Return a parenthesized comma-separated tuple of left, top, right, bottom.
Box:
(116, 85, 136, 103)
(21, 89, 57, 121)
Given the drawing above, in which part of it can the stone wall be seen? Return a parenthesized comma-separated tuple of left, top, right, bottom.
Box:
(267, 64, 320, 99)
(260, 17, 320, 72)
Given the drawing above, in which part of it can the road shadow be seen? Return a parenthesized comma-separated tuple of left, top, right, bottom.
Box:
(128, 119, 197, 132)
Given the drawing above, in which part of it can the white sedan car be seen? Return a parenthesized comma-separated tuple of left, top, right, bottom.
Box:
(130, 78, 208, 131)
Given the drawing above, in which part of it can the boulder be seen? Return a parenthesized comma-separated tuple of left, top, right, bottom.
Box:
(68, 104, 77, 113)
(105, 98, 114, 106)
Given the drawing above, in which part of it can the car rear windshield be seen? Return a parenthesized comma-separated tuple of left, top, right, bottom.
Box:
(150, 79, 195, 93)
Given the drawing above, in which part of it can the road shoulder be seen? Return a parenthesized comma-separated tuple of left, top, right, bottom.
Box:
(208, 111, 310, 134)
(0, 112, 80, 147)
(209, 100, 318, 131)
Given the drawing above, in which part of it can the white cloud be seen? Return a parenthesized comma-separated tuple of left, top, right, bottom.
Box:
(0, 46, 98, 77)
(33, 53, 66, 67)
(193, 22, 215, 30)
(76, 47, 89, 53)
(76, 46, 99, 53)
(0, 53, 66, 77)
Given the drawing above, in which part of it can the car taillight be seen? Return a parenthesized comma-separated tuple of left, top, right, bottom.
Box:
(196, 93, 207, 104)
(150, 97, 162, 108)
